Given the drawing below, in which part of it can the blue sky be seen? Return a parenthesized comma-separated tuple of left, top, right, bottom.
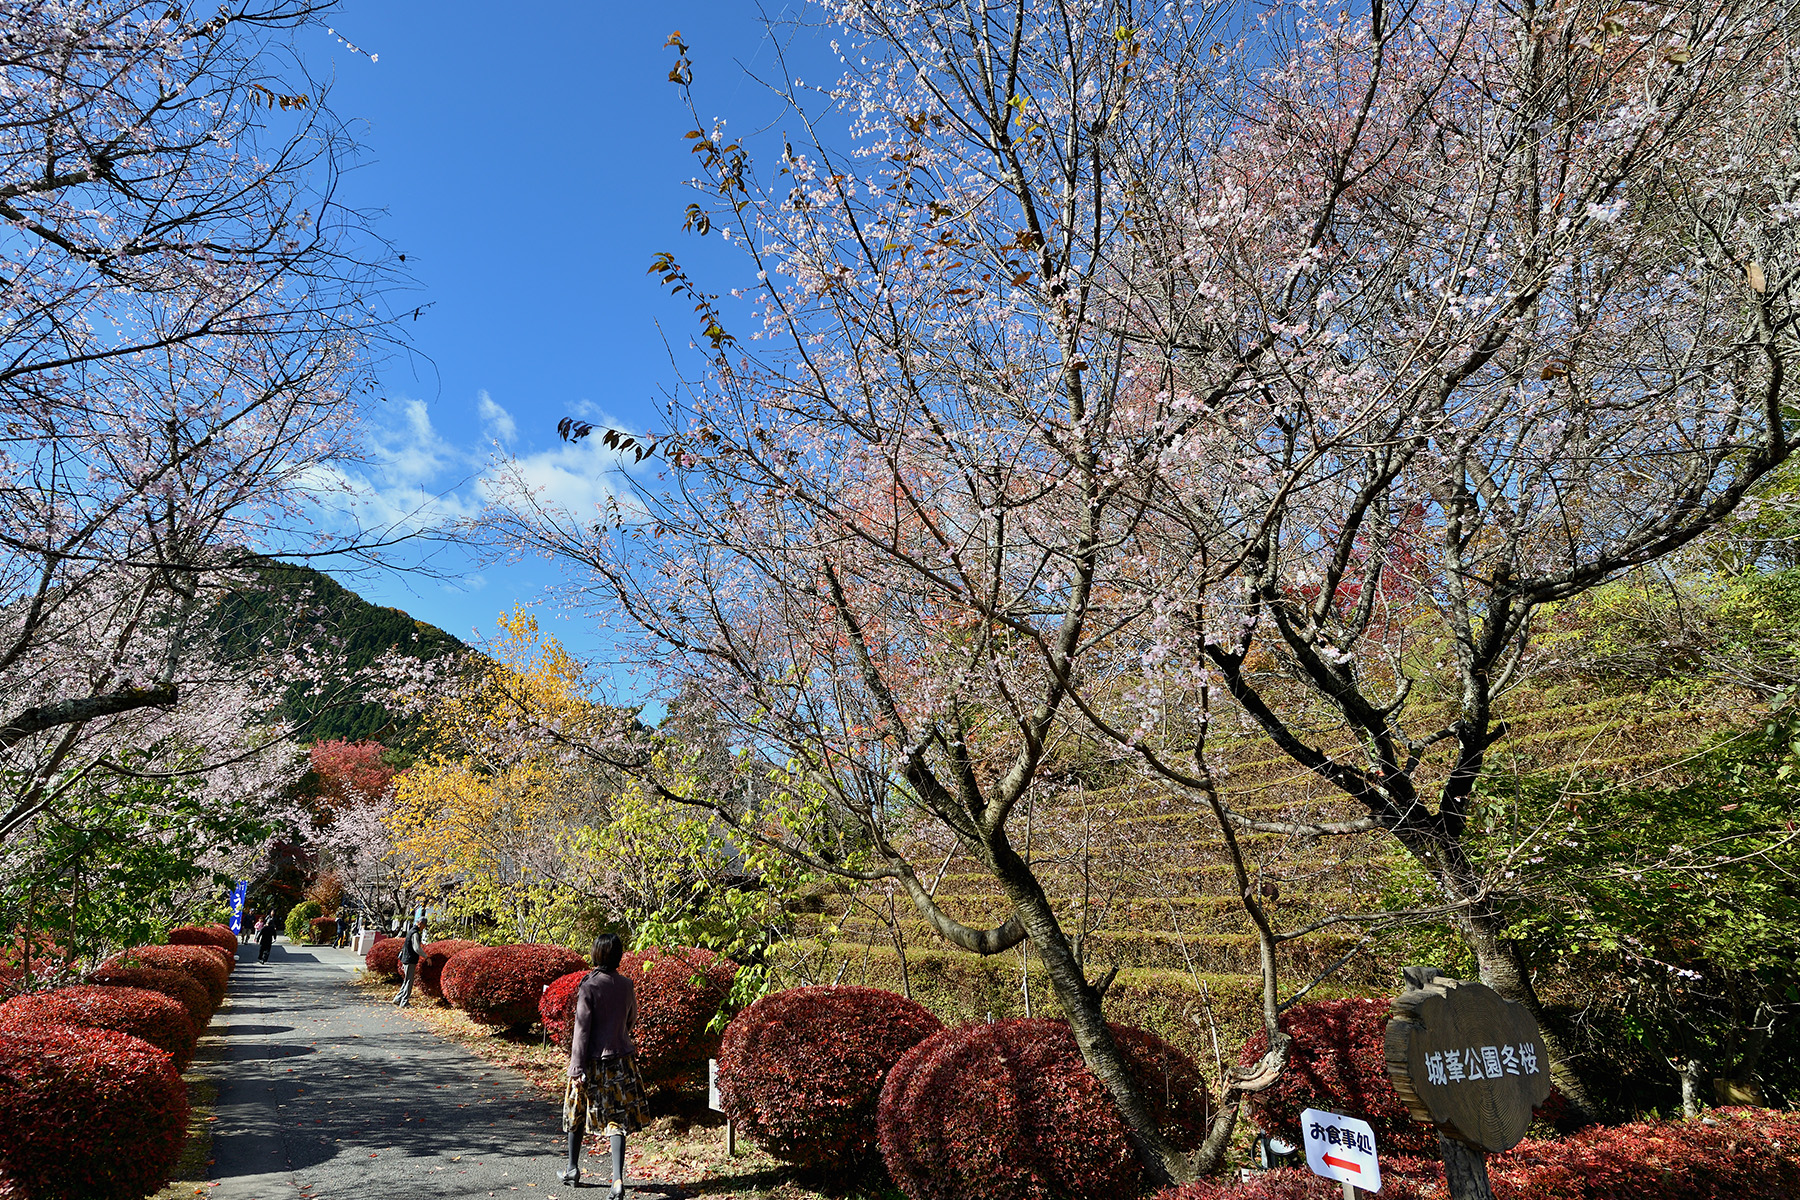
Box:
(302, 3, 828, 674)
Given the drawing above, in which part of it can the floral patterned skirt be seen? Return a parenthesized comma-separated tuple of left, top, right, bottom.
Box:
(563, 1054, 648, 1136)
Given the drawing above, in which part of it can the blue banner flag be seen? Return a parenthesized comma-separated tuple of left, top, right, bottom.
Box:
(228, 881, 250, 934)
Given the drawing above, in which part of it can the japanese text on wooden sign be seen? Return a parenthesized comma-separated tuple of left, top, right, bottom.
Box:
(1302, 1107, 1383, 1193)
(1422, 1040, 1542, 1086)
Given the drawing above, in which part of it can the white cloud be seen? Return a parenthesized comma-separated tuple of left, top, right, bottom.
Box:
(477, 435, 643, 522)
(367, 398, 458, 486)
(300, 392, 654, 544)
(477, 390, 517, 446)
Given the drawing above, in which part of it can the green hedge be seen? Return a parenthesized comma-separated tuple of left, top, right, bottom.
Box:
(284, 901, 323, 943)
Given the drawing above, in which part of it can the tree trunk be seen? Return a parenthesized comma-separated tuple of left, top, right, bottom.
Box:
(1396, 824, 1600, 1122)
(1438, 1134, 1495, 1200)
(1457, 908, 1600, 1122)
(988, 844, 1193, 1186)
(1676, 1058, 1706, 1118)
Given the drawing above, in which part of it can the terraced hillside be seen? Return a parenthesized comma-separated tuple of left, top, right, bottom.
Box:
(772, 684, 1742, 1064)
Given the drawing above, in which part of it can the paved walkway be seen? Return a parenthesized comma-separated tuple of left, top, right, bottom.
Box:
(205, 938, 605, 1198)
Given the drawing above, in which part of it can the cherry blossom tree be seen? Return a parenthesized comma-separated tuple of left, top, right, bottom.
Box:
(490, 0, 1798, 1180)
(0, 2, 404, 840)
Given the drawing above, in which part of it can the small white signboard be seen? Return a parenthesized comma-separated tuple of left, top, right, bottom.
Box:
(708, 1058, 723, 1113)
(1301, 1107, 1382, 1194)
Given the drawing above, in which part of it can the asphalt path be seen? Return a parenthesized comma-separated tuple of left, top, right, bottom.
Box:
(205, 937, 635, 1198)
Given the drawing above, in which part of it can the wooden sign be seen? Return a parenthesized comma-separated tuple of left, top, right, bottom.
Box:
(1384, 966, 1552, 1153)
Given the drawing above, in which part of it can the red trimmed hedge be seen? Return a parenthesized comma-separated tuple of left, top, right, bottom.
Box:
(542, 947, 741, 1080)
(540, 969, 588, 1046)
(719, 985, 939, 1169)
(626, 947, 739, 1082)
(1238, 998, 1435, 1157)
(419, 939, 482, 998)
(364, 936, 403, 981)
(1157, 1108, 1800, 1200)
(194, 943, 235, 979)
(102, 946, 227, 1011)
(168, 925, 239, 965)
(85, 966, 211, 1029)
(438, 945, 482, 1008)
(307, 916, 339, 945)
(0, 985, 197, 1071)
(879, 1018, 1212, 1200)
(0, 1024, 190, 1200)
(442, 944, 587, 1027)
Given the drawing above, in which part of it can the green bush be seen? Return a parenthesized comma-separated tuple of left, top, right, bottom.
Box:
(283, 901, 322, 943)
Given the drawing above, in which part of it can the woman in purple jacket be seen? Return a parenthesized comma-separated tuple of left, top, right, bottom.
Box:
(561, 933, 647, 1191)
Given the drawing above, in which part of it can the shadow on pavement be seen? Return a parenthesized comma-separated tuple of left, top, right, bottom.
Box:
(208, 948, 579, 1195)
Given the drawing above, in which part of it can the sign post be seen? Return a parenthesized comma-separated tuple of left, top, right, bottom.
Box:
(1385, 967, 1554, 1200)
(1300, 1107, 1381, 1196)
(709, 1058, 737, 1156)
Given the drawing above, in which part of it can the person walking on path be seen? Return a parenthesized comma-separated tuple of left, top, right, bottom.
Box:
(256, 916, 276, 963)
(392, 919, 426, 1007)
(561, 933, 647, 1193)
(334, 913, 348, 948)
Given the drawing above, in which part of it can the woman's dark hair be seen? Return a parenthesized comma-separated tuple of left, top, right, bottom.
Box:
(591, 933, 625, 971)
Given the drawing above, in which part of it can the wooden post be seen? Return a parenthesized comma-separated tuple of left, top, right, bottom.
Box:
(725, 1117, 738, 1156)
(1437, 1133, 1495, 1200)
(1342, 1179, 1357, 1200)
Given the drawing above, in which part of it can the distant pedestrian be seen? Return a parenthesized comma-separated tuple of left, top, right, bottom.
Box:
(392, 919, 425, 1007)
(335, 913, 348, 947)
(561, 933, 646, 1193)
(256, 916, 276, 963)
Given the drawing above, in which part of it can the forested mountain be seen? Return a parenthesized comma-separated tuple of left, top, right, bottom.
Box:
(214, 561, 468, 745)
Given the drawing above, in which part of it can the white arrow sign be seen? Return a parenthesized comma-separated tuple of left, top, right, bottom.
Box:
(1301, 1107, 1382, 1194)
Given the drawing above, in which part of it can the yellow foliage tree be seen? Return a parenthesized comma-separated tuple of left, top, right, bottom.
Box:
(386, 609, 605, 942)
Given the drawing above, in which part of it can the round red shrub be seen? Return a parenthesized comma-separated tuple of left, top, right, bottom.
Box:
(1239, 998, 1433, 1157)
(1159, 1110, 1800, 1200)
(364, 936, 403, 981)
(540, 969, 587, 1047)
(307, 916, 339, 945)
(880, 1017, 1212, 1200)
(626, 947, 738, 1081)
(167, 924, 239, 966)
(0, 985, 197, 1072)
(444, 944, 587, 1027)
(85, 966, 210, 1029)
(438, 945, 485, 1008)
(1498, 1108, 1800, 1200)
(193, 943, 235, 978)
(419, 939, 481, 998)
(0, 1025, 190, 1200)
(103, 945, 227, 1011)
(722, 986, 939, 1170)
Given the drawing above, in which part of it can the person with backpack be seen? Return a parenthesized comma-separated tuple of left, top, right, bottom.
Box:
(560, 933, 646, 1192)
(392, 919, 426, 1007)
(256, 915, 276, 963)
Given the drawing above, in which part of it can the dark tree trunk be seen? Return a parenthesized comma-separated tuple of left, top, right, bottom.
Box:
(1455, 896, 1600, 1122)
(1438, 1133, 1495, 1200)
(987, 840, 1193, 1186)
(1392, 824, 1601, 1122)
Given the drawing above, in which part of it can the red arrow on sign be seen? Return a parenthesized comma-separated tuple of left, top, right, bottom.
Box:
(1322, 1155, 1362, 1173)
